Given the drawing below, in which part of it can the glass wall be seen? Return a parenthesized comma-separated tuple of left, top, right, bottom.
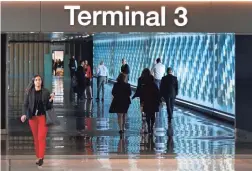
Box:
(93, 33, 235, 115)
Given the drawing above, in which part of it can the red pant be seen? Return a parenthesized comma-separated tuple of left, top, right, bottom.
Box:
(29, 115, 48, 159)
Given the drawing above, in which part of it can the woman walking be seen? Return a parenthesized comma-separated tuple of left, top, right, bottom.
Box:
(84, 60, 93, 99)
(20, 75, 55, 166)
(133, 68, 161, 134)
(109, 73, 131, 134)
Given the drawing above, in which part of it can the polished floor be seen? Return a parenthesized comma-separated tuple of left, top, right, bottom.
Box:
(1, 76, 244, 170)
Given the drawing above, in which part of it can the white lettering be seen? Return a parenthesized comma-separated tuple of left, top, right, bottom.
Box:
(174, 7, 188, 27)
(64, 5, 80, 25)
(146, 11, 160, 26)
(132, 11, 145, 26)
(64, 6, 188, 27)
(125, 6, 130, 26)
(102, 11, 124, 26)
(78, 11, 92, 26)
(93, 11, 102, 25)
(161, 6, 166, 26)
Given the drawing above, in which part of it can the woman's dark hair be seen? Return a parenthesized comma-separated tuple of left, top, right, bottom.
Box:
(116, 73, 127, 83)
(141, 68, 151, 78)
(140, 68, 154, 83)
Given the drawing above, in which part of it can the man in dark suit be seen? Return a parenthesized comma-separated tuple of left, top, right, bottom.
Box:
(76, 60, 86, 100)
(121, 58, 130, 82)
(160, 67, 178, 123)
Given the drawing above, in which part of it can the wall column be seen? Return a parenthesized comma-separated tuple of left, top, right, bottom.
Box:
(235, 35, 252, 143)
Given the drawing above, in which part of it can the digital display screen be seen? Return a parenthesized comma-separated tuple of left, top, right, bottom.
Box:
(93, 33, 235, 115)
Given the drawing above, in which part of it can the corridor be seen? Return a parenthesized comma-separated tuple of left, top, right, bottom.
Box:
(2, 76, 237, 170)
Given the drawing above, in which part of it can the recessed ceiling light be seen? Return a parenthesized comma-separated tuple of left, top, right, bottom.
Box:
(30, 32, 34, 33)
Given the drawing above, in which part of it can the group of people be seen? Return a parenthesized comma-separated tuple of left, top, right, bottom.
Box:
(95, 59, 130, 102)
(52, 59, 64, 76)
(109, 58, 178, 135)
(20, 57, 178, 167)
(68, 56, 93, 100)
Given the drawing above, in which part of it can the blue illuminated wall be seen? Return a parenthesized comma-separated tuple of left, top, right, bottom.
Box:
(93, 33, 235, 115)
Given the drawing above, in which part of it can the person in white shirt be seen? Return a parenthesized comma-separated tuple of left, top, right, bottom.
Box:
(151, 58, 165, 89)
(96, 61, 109, 101)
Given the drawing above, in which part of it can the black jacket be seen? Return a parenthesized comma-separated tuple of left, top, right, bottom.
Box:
(23, 88, 53, 119)
(109, 82, 132, 113)
(140, 80, 161, 113)
(69, 58, 76, 70)
(76, 65, 86, 86)
(132, 76, 150, 103)
(160, 74, 178, 99)
(121, 64, 130, 75)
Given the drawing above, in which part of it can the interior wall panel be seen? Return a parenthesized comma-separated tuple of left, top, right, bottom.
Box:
(24, 43, 29, 89)
(29, 43, 34, 77)
(34, 43, 39, 75)
(18, 43, 24, 103)
(14, 43, 19, 98)
(39, 43, 44, 76)
(44, 43, 50, 54)
(9, 44, 14, 94)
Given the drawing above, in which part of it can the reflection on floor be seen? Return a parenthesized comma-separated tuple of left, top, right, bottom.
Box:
(2, 76, 237, 170)
(3, 158, 252, 171)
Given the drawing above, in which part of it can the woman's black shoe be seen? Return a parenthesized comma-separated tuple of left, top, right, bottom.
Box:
(38, 158, 44, 166)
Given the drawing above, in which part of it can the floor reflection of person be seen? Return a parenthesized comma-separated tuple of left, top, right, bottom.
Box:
(138, 68, 161, 135)
(84, 99, 93, 117)
(117, 135, 126, 154)
(109, 73, 131, 134)
(167, 125, 174, 153)
(75, 99, 86, 134)
(20, 75, 55, 167)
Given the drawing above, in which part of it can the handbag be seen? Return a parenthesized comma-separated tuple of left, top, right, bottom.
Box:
(72, 75, 78, 87)
(45, 106, 60, 126)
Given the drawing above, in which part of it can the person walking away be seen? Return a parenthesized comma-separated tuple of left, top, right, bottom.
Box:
(53, 59, 58, 76)
(132, 68, 151, 117)
(160, 67, 178, 123)
(20, 75, 55, 166)
(151, 57, 165, 89)
(121, 58, 130, 82)
(76, 60, 86, 101)
(96, 61, 108, 102)
(138, 68, 161, 135)
(69, 56, 77, 79)
(84, 60, 93, 99)
(109, 73, 131, 134)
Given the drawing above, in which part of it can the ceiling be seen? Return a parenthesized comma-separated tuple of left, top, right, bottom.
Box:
(7, 32, 94, 42)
